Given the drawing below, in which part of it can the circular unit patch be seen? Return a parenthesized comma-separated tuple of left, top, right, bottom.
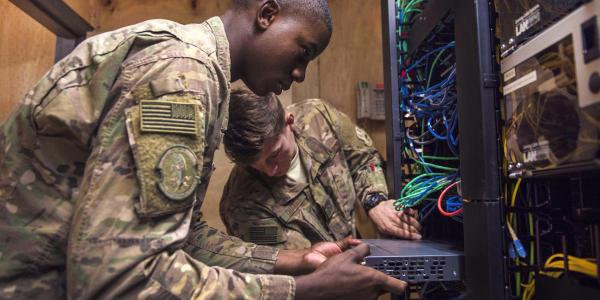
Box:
(156, 145, 199, 201)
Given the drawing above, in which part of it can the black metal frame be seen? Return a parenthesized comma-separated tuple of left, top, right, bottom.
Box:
(454, 1, 504, 299)
(381, 0, 505, 299)
(381, 0, 404, 199)
(9, 0, 93, 62)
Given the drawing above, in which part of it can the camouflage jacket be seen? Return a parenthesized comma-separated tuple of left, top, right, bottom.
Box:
(220, 99, 388, 249)
(0, 17, 293, 299)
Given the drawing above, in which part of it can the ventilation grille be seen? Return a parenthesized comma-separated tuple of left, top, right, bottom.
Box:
(371, 257, 448, 281)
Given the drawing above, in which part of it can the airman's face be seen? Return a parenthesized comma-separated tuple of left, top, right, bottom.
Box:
(250, 115, 297, 177)
(242, 17, 330, 96)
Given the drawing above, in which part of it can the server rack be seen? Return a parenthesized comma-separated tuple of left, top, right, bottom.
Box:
(381, 0, 505, 299)
(383, 1, 600, 299)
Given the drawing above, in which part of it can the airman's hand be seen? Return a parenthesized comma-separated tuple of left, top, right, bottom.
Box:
(295, 243, 408, 300)
(368, 200, 422, 239)
(302, 236, 362, 271)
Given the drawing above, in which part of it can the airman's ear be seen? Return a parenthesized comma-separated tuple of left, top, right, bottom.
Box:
(286, 112, 294, 126)
(256, 0, 281, 30)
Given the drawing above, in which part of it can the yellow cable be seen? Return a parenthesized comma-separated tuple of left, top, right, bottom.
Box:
(521, 254, 597, 300)
(509, 178, 522, 224)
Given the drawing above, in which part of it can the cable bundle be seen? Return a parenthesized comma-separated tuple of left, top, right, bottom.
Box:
(393, 1, 461, 218)
(396, 0, 426, 66)
(521, 254, 597, 300)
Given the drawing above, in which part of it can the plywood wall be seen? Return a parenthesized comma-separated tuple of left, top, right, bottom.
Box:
(91, 0, 231, 34)
(324, 0, 386, 158)
(0, 1, 57, 122)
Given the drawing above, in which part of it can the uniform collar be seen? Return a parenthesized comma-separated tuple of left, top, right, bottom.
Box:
(259, 173, 308, 205)
(250, 127, 335, 205)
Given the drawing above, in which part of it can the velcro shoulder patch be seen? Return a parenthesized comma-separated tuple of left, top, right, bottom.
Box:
(140, 100, 198, 136)
(125, 91, 205, 218)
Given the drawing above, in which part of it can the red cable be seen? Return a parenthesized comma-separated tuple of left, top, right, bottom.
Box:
(437, 180, 463, 217)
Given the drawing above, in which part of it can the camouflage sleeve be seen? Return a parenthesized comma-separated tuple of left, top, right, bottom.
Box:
(183, 215, 285, 273)
(324, 104, 389, 205)
(61, 44, 294, 298)
(219, 184, 312, 250)
(182, 161, 281, 273)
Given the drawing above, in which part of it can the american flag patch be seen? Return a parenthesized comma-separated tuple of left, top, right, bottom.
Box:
(140, 100, 198, 135)
(249, 226, 281, 244)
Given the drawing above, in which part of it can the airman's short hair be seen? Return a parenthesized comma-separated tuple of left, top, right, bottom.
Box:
(224, 88, 285, 165)
(232, 0, 332, 33)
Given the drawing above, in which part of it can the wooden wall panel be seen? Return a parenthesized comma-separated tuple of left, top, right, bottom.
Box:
(319, 0, 386, 157)
(205, 147, 234, 231)
(0, 1, 56, 122)
(92, 0, 231, 34)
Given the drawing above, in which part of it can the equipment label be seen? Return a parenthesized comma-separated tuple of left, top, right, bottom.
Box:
(503, 68, 516, 82)
(515, 4, 541, 37)
(522, 140, 550, 164)
(503, 70, 537, 95)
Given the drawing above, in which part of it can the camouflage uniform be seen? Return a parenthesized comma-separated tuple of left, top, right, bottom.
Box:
(0, 18, 294, 299)
(220, 99, 388, 249)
